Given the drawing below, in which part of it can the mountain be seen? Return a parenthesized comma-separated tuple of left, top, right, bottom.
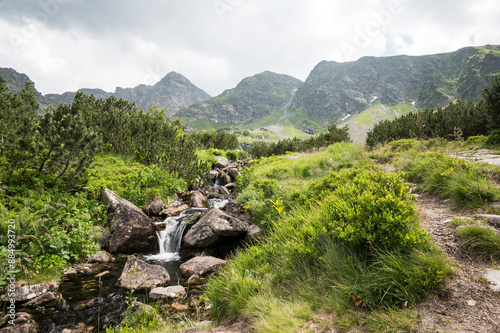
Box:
(290, 45, 500, 126)
(174, 71, 303, 125)
(0, 69, 211, 114)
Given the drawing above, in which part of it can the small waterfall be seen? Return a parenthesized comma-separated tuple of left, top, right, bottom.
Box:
(214, 173, 221, 187)
(145, 197, 230, 262)
(145, 213, 189, 262)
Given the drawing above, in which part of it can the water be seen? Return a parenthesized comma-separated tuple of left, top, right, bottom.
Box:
(145, 196, 231, 262)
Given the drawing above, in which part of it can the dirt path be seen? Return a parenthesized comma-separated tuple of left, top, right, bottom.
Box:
(414, 192, 500, 333)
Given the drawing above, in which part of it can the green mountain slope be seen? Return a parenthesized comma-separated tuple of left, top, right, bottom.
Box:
(290, 45, 500, 125)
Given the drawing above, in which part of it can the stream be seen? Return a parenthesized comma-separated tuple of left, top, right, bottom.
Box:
(8, 195, 232, 332)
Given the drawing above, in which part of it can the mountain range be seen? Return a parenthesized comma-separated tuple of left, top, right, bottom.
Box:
(2, 44, 499, 144)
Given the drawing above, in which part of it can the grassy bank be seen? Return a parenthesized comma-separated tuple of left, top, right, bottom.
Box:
(204, 142, 456, 332)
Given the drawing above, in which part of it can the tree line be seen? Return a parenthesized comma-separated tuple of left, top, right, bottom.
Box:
(366, 76, 500, 147)
(249, 124, 351, 158)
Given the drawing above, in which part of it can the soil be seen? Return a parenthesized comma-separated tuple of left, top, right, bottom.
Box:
(412, 192, 500, 333)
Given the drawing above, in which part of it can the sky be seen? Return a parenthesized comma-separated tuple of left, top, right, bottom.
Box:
(0, 0, 499, 97)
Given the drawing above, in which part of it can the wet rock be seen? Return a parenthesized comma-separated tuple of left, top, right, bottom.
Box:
(0, 284, 54, 302)
(116, 255, 170, 289)
(180, 256, 227, 276)
(0, 312, 35, 332)
(218, 186, 230, 195)
(183, 208, 249, 248)
(24, 292, 59, 308)
(223, 182, 236, 191)
(89, 250, 112, 263)
(214, 156, 229, 169)
(149, 286, 186, 300)
(142, 198, 166, 216)
(190, 191, 209, 208)
(225, 167, 240, 180)
(0, 322, 38, 333)
(102, 189, 156, 255)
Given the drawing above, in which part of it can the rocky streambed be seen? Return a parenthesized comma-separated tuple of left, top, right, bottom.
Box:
(0, 157, 259, 332)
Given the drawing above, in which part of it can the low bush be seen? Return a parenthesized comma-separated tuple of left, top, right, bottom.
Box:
(456, 224, 500, 260)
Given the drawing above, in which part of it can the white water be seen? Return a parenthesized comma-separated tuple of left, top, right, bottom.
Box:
(145, 214, 189, 262)
(145, 197, 230, 262)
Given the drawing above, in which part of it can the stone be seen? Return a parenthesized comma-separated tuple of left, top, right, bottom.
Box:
(194, 320, 213, 329)
(225, 167, 240, 180)
(107, 205, 156, 254)
(161, 202, 189, 217)
(223, 182, 236, 191)
(467, 300, 477, 306)
(142, 198, 166, 216)
(246, 224, 263, 243)
(149, 286, 186, 300)
(183, 208, 249, 248)
(484, 268, 500, 292)
(0, 322, 39, 333)
(101, 189, 156, 255)
(116, 255, 170, 289)
(214, 156, 229, 169)
(218, 186, 230, 195)
(0, 284, 53, 302)
(101, 189, 143, 216)
(171, 303, 189, 311)
(190, 191, 209, 208)
(476, 214, 500, 227)
(186, 274, 206, 286)
(89, 250, 112, 263)
(220, 173, 232, 185)
(24, 291, 59, 308)
(180, 256, 227, 276)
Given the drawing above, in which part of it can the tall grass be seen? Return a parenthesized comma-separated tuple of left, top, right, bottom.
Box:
(456, 225, 500, 261)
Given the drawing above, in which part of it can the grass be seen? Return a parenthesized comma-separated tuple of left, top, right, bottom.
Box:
(205, 142, 454, 332)
(456, 225, 500, 261)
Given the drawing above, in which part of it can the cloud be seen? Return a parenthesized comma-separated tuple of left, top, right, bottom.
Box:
(0, 0, 499, 96)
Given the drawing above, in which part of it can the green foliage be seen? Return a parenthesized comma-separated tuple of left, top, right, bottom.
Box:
(249, 124, 350, 158)
(190, 129, 239, 150)
(485, 129, 500, 145)
(86, 154, 186, 207)
(482, 75, 500, 130)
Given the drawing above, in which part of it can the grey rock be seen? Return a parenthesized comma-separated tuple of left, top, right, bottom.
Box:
(183, 208, 249, 248)
(89, 250, 112, 263)
(24, 292, 59, 308)
(142, 198, 166, 216)
(0, 284, 53, 302)
(186, 274, 206, 286)
(161, 201, 190, 217)
(180, 256, 227, 276)
(484, 268, 500, 292)
(190, 191, 209, 208)
(116, 255, 170, 289)
(214, 156, 229, 169)
(476, 214, 500, 227)
(149, 286, 186, 300)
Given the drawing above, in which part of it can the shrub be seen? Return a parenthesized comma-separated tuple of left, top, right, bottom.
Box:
(456, 225, 500, 260)
(485, 129, 500, 145)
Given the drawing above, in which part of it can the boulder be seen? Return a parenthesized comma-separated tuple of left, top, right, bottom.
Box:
(190, 191, 209, 208)
(180, 256, 227, 276)
(214, 156, 229, 169)
(183, 208, 249, 248)
(223, 182, 236, 191)
(218, 186, 231, 195)
(116, 255, 170, 289)
(0, 312, 38, 332)
(225, 167, 240, 180)
(220, 173, 232, 186)
(149, 286, 186, 300)
(142, 198, 166, 216)
(107, 206, 156, 254)
(101, 189, 156, 255)
(186, 274, 206, 286)
(101, 189, 143, 215)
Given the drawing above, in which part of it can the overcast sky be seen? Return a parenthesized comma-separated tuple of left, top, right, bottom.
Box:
(1, 0, 499, 96)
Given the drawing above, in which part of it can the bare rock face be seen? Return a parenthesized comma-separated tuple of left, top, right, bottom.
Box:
(183, 208, 249, 248)
(179, 256, 227, 276)
(116, 255, 170, 289)
(0, 284, 54, 302)
(101, 189, 156, 255)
